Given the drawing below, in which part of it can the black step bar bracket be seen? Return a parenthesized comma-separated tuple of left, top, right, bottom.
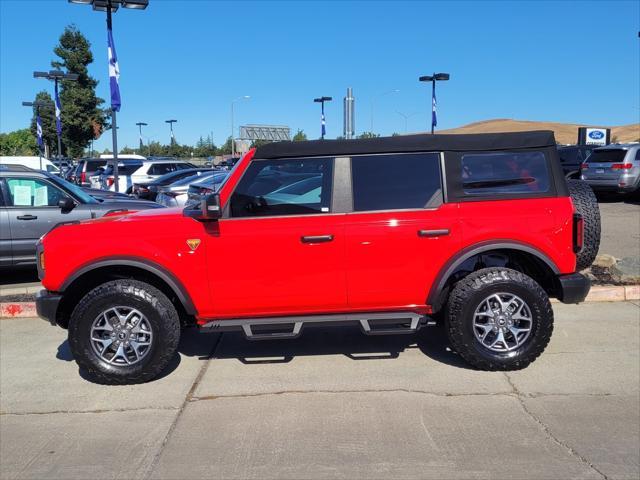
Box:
(201, 312, 429, 340)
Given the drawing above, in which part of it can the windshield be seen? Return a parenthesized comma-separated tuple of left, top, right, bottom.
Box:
(586, 149, 628, 163)
(48, 174, 98, 204)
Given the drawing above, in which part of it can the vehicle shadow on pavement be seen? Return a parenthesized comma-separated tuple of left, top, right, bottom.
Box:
(596, 192, 640, 205)
(197, 324, 472, 370)
(55, 324, 472, 384)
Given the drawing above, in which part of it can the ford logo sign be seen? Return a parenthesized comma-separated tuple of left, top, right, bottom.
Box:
(588, 130, 605, 140)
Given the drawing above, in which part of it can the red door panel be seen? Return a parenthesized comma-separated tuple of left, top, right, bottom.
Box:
(207, 214, 347, 318)
(345, 204, 461, 310)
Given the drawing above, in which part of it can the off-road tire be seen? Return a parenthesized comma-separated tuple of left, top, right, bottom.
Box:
(446, 268, 553, 371)
(68, 279, 180, 385)
(567, 179, 601, 271)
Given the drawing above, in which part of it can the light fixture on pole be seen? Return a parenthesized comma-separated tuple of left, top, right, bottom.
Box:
(370, 89, 399, 134)
(231, 95, 250, 158)
(419, 72, 450, 134)
(313, 96, 332, 140)
(33, 70, 79, 161)
(136, 122, 147, 152)
(396, 111, 421, 133)
(22, 100, 53, 170)
(165, 119, 177, 147)
(68, 0, 149, 192)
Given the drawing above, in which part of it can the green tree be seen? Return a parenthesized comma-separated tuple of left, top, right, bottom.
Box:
(0, 129, 38, 156)
(292, 129, 308, 141)
(250, 139, 271, 149)
(52, 25, 107, 158)
(28, 91, 57, 155)
(357, 131, 380, 139)
(218, 136, 233, 155)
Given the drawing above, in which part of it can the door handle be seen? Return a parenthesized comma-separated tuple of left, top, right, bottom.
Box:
(418, 229, 449, 237)
(301, 235, 334, 244)
(17, 215, 38, 220)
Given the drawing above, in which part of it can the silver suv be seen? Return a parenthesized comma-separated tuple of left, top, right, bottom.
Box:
(580, 144, 640, 194)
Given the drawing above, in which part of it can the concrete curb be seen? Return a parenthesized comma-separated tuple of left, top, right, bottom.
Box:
(1, 285, 638, 319)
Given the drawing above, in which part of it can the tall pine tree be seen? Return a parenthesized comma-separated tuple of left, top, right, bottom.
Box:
(52, 25, 107, 158)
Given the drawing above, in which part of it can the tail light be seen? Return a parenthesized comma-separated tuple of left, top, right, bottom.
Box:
(579, 163, 588, 170)
(611, 163, 633, 170)
(573, 213, 584, 254)
(106, 177, 115, 187)
(80, 172, 86, 184)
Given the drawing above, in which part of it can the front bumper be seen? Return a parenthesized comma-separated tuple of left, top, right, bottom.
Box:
(557, 273, 590, 304)
(35, 289, 62, 326)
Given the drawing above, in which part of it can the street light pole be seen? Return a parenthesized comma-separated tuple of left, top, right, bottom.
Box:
(22, 100, 51, 170)
(33, 70, 78, 160)
(135, 121, 147, 153)
(68, 0, 149, 192)
(230, 95, 250, 158)
(396, 111, 420, 133)
(313, 96, 332, 140)
(165, 119, 177, 147)
(370, 89, 399, 134)
(419, 72, 450, 134)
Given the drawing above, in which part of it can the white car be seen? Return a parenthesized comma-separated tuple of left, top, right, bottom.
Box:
(98, 158, 195, 193)
(0, 156, 60, 174)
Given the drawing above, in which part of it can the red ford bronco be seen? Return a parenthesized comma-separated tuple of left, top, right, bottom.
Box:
(36, 131, 600, 384)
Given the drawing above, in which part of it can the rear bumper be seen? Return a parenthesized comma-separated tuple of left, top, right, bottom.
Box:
(557, 273, 590, 304)
(35, 289, 62, 326)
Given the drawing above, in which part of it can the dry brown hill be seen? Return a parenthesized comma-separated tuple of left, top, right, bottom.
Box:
(436, 119, 640, 144)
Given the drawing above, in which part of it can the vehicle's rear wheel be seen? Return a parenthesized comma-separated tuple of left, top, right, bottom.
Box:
(68, 279, 180, 384)
(567, 179, 601, 271)
(446, 268, 553, 371)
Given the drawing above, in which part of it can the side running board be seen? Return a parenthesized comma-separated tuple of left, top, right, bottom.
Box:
(201, 312, 430, 341)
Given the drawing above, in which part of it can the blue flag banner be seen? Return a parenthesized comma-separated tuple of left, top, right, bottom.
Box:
(432, 90, 437, 128)
(108, 27, 121, 112)
(36, 114, 43, 148)
(54, 82, 62, 136)
(321, 112, 326, 137)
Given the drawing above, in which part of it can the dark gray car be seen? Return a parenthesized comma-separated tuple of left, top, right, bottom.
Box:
(0, 165, 163, 267)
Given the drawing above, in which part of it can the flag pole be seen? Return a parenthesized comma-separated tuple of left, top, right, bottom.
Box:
(107, 0, 119, 192)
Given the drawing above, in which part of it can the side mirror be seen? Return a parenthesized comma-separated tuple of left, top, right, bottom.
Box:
(183, 193, 221, 221)
(58, 197, 75, 211)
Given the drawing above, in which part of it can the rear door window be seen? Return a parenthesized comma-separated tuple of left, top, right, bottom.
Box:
(5, 177, 68, 207)
(148, 163, 177, 175)
(586, 149, 628, 163)
(461, 151, 550, 195)
(351, 153, 442, 211)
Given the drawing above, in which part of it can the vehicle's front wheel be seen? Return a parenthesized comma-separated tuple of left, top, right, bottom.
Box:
(446, 268, 553, 371)
(68, 279, 180, 384)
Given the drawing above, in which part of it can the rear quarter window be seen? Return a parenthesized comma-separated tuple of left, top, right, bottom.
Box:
(461, 151, 550, 195)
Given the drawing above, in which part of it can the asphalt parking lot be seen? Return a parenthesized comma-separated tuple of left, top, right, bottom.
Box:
(1, 301, 638, 480)
(597, 197, 640, 259)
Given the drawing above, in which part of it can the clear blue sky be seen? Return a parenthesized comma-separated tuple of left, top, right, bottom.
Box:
(1, 0, 639, 151)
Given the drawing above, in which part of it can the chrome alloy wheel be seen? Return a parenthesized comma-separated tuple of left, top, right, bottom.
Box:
(90, 307, 153, 366)
(472, 293, 533, 353)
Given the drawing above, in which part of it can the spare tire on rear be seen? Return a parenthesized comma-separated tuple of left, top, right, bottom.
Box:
(567, 179, 601, 271)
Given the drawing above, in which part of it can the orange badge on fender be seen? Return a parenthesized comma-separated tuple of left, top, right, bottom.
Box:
(186, 239, 201, 251)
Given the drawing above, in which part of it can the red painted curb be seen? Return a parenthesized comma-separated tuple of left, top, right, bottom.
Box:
(0, 285, 638, 319)
(0, 302, 37, 319)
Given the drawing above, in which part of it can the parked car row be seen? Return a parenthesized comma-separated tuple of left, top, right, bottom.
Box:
(0, 163, 162, 267)
(556, 143, 640, 195)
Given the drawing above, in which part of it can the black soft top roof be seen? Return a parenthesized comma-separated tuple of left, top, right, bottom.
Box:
(254, 130, 556, 159)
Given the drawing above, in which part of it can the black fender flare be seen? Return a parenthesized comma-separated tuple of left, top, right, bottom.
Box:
(60, 256, 197, 315)
(427, 241, 560, 312)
